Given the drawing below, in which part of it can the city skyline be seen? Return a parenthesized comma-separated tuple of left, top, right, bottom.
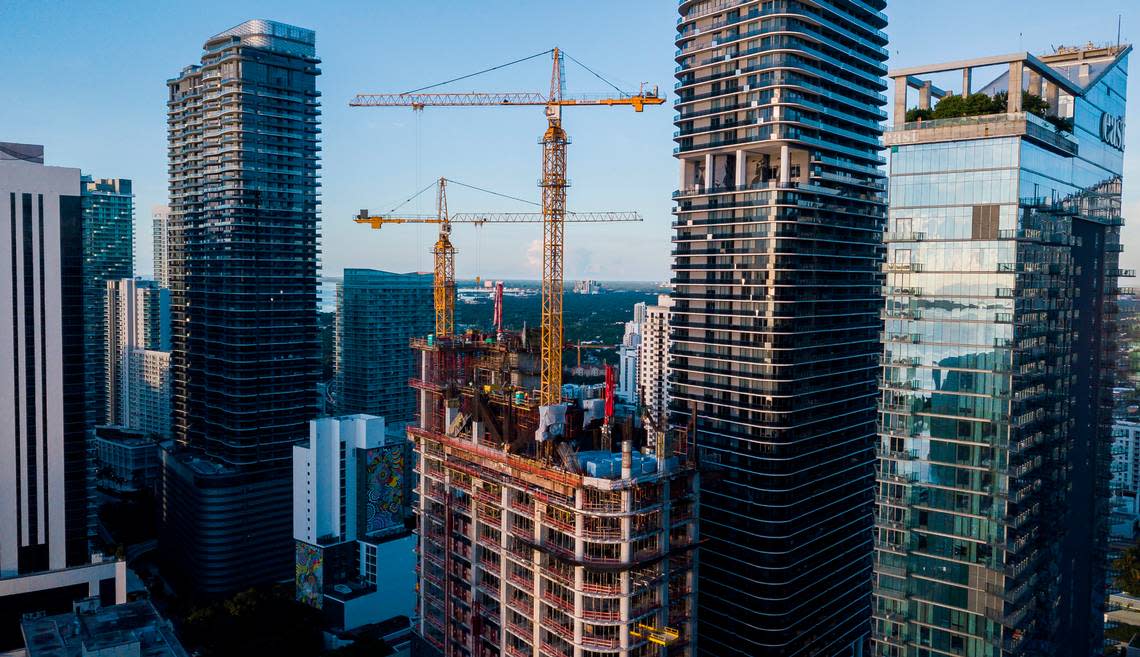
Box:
(3, 0, 1138, 281)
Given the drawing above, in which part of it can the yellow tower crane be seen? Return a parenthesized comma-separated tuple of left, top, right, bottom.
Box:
(355, 177, 641, 338)
(350, 47, 664, 405)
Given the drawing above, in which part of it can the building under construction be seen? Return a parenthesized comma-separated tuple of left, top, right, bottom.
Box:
(410, 328, 699, 657)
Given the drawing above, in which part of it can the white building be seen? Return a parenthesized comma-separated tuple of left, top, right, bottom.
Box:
(0, 142, 127, 626)
(638, 295, 673, 427)
(1, 143, 81, 574)
(152, 205, 170, 288)
(616, 304, 644, 404)
(105, 278, 171, 438)
(293, 415, 415, 630)
(1112, 419, 1140, 538)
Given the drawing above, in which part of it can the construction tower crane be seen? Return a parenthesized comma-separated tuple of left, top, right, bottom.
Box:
(351, 47, 664, 405)
(355, 176, 641, 338)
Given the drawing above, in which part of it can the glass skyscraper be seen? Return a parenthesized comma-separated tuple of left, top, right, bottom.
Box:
(334, 269, 432, 421)
(873, 44, 1129, 656)
(80, 176, 134, 427)
(162, 19, 321, 595)
(671, 1, 888, 654)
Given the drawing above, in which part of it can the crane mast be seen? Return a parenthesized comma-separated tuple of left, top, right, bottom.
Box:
(433, 179, 456, 337)
(351, 47, 663, 406)
(540, 48, 569, 405)
(355, 176, 641, 340)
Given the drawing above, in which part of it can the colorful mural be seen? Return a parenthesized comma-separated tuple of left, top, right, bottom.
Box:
(365, 444, 405, 536)
(295, 541, 323, 609)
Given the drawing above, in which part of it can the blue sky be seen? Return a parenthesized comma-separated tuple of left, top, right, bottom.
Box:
(2, 0, 1137, 281)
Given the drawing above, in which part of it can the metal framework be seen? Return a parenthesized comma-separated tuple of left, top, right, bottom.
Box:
(351, 47, 664, 405)
(355, 177, 641, 338)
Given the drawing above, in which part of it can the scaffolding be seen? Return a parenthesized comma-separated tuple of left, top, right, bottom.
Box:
(410, 328, 699, 657)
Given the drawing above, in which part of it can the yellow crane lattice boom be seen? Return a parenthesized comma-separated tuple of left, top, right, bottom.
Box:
(352, 47, 664, 404)
(354, 177, 641, 340)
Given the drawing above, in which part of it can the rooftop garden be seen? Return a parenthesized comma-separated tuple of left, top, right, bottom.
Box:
(906, 91, 1074, 133)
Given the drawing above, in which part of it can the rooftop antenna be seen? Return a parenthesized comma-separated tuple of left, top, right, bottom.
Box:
(1118, 14, 1123, 51)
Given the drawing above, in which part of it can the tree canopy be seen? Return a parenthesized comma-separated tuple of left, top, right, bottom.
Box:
(1115, 542, 1140, 596)
(905, 92, 1073, 133)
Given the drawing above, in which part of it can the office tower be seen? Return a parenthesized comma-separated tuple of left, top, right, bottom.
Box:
(105, 278, 171, 438)
(637, 295, 672, 427)
(873, 44, 1129, 656)
(617, 302, 644, 403)
(409, 329, 699, 657)
(0, 144, 125, 648)
(162, 19, 321, 596)
(671, 2, 889, 654)
(293, 414, 415, 628)
(334, 269, 432, 420)
(152, 206, 169, 288)
(80, 176, 133, 427)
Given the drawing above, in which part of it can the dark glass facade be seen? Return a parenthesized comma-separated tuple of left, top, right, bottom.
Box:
(79, 176, 133, 428)
(873, 46, 1129, 656)
(671, 1, 888, 654)
(334, 269, 432, 420)
(162, 19, 321, 595)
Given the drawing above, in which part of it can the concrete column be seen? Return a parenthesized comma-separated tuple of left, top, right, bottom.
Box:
(918, 81, 932, 110)
(1045, 81, 1060, 117)
(573, 489, 584, 657)
(114, 561, 127, 604)
(678, 159, 688, 193)
(779, 144, 791, 186)
(418, 448, 428, 637)
(1007, 61, 1024, 113)
(893, 76, 907, 124)
(619, 490, 632, 653)
(703, 153, 714, 191)
(420, 352, 430, 426)
(1028, 70, 1042, 97)
(962, 68, 972, 97)
(734, 149, 747, 189)
(532, 501, 542, 654)
(499, 487, 510, 652)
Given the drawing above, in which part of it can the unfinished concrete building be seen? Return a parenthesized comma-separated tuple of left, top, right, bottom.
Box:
(409, 329, 699, 657)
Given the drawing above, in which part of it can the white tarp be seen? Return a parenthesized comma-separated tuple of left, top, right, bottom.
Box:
(535, 404, 567, 442)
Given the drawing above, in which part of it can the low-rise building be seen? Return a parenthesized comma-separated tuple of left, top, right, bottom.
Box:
(293, 414, 415, 631)
(93, 426, 160, 494)
(21, 598, 187, 657)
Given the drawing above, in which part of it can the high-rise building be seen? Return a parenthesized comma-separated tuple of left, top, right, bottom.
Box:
(1, 143, 88, 573)
(162, 19, 321, 596)
(292, 414, 415, 629)
(80, 177, 133, 428)
(671, 2, 889, 654)
(152, 205, 170, 288)
(637, 295, 672, 427)
(0, 144, 126, 649)
(105, 278, 171, 438)
(873, 44, 1129, 656)
(616, 302, 644, 404)
(334, 269, 432, 420)
(409, 329, 699, 657)
(1111, 419, 1140, 538)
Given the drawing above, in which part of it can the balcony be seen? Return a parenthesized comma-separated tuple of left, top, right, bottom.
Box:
(887, 111, 1078, 157)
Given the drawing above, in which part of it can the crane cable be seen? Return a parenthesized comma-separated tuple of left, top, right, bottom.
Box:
(444, 178, 540, 208)
(403, 49, 554, 94)
(385, 178, 438, 215)
(562, 51, 631, 98)
(402, 48, 634, 98)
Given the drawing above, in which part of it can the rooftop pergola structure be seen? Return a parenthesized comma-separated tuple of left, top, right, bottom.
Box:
(889, 50, 1087, 125)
